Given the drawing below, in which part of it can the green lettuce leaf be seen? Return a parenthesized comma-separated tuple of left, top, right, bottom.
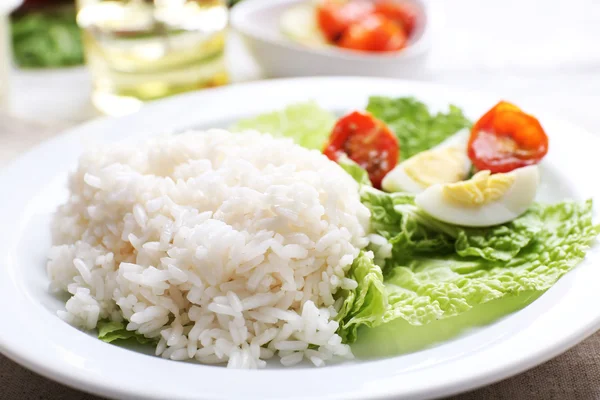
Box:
(345, 198, 598, 351)
(383, 199, 599, 326)
(352, 290, 542, 358)
(454, 211, 543, 261)
(11, 8, 84, 69)
(337, 155, 372, 186)
(97, 320, 157, 345)
(335, 251, 387, 343)
(360, 186, 546, 264)
(360, 187, 455, 265)
(366, 96, 472, 159)
(377, 197, 597, 326)
(231, 101, 335, 150)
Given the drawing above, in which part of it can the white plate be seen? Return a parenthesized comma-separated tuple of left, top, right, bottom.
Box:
(1, 77, 599, 400)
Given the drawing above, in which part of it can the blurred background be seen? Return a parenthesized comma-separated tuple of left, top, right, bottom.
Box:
(1, 0, 600, 137)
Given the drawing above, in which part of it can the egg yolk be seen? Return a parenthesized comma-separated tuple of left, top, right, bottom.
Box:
(442, 170, 516, 206)
(404, 147, 468, 188)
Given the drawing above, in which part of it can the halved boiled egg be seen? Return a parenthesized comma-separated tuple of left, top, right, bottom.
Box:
(415, 165, 539, 227)
(382, 130, 471, 193)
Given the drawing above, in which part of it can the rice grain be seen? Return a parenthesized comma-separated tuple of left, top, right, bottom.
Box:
(47, 130, 369, 368)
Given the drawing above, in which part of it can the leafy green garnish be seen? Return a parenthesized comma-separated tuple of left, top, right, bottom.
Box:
(351, 290, 541, 358)
(337, 188, 599, 343)
(11, 8, 84, 68)
(232, 101, 335, 150)
(97, 320, 157, 345)
(337, 155, 372, 186)
(366, 96, 472, 160)
(335, 251, 387, 343)
(382, 198, 599, 326)
(360, 187, 455, 265)
(360, 187, 548, 265)
(453, 210, 543, 262)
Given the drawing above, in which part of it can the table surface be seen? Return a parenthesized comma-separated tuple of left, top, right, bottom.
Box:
(2, 0, 600, 398)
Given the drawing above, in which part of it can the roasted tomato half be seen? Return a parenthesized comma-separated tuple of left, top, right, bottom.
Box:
(338, 14, 407, 52)
(324, 111, 399, 188)
(468, 101, 549, 173)
(316, 0, 375, 42)
(373, 1, 418, 36)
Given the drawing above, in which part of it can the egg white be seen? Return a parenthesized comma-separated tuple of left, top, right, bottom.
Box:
(382, 129, 471, 193)
(415, 165, 540, 227)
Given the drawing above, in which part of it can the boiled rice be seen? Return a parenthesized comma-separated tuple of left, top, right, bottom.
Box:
(47, 129, 370, 368)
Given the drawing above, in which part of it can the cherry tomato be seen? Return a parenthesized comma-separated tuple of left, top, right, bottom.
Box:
(338, 14, 407, 52)
(468, 101, 549, 173)
(324, 111, 399, 188)
(373, 1, 418, 36)
(316, 0, 375, 42)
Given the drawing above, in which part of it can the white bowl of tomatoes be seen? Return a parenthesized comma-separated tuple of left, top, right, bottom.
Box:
(230, 0, 431, 78)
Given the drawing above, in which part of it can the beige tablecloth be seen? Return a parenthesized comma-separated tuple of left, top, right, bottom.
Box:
(2, 114, 600, 400)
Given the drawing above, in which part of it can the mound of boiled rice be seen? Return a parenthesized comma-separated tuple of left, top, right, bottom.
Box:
(47, 129, 371, 368)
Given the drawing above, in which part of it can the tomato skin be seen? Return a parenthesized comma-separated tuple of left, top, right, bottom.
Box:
(374, 1, 418, 36)
(468, 101, 549, 173)
(316, 0, 375, 42)
(316, 0, 415, 52)
(324, 111, 399, 188)
(338, 14, 407, 52)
